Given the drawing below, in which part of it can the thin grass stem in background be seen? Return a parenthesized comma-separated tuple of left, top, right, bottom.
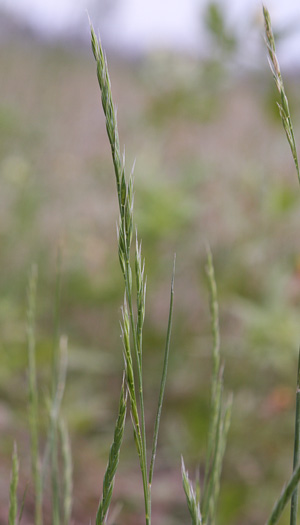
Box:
(9, 443, 19, 525)
(289, 348, 300, 525)
(181, 248, 231, 525)
(201, 246, 231, 525)
(52, 246, 63, 400)
(18, 484, 28, 525)
(27, 264, 43, 525)
(59, 418, 73, 525)
(50, 336, 68, 525)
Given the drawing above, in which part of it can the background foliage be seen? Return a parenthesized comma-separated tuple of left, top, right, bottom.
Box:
(1, 4, 300, 524)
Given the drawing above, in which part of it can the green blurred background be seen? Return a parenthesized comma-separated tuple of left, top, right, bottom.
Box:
(1, 2, 300, 524)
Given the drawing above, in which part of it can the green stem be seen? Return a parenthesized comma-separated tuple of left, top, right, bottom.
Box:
(290, 347, 300, 525)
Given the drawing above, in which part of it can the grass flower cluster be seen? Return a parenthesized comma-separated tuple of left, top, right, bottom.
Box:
(6, 5, 300, 525)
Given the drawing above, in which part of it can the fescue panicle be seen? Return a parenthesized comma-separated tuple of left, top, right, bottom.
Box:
(96, 376, 127, 525)
(181, 457, 202, 525)
(263, 5, 300, 182)
(90, 23, 123, 207)
(26, 264, 43, 525)
(91, 23, 151, 523)
(9, 443, 19, 525)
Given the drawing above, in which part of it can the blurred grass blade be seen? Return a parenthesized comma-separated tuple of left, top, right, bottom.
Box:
(52, 245, 63, 399)
(9, 443, 19, 525)
(290, 348, 300, 525)
(51, 336, 68, 525)
(42, 336, 68, 525)
(263, 5, 300, 183)
(265, 462, 300, 525)
(27, 264, 43, 525)
(202, 247, 221, 515)
(18, 484, 28, 525)
(181, 456, 202, 525)
(149, 256, 175, 487)
(96, 375, 127, 525)
(209, 395, 232, 524)
(59, 418, 73, 525)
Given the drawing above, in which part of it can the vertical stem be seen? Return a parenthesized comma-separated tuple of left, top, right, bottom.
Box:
(27, 265, 43, 525)
(290, 347, 300, 525)
(52, 246, 63, 399)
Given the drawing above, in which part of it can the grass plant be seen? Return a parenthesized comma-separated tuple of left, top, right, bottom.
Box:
(90, 22, 175, 524)
(6, 5, 300, 525)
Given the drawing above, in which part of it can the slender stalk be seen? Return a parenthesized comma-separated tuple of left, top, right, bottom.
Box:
(50, 252, 64, 525)
(52, 245, 63, 399)
(27, 265, 43, 525)
(9, 443, 19, 525)
(202, 245, 222, 518)
(290, 348, 300, 525)
(59, 418, 73, 525)
(18, 484, 28, 525)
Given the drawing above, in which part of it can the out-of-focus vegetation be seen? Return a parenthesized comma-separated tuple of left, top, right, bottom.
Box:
(1, 3, 300, 524)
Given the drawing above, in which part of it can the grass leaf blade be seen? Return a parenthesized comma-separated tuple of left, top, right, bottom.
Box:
(266, 462, 300, 525)
(290, 348, 300, 525)
(149, 255, 175, 488)
(59, 418, 73, 525)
